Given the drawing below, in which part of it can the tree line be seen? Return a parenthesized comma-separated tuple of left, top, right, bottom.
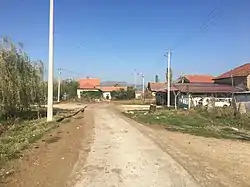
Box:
(0, 37, 78, 120)
(0, 37, 46, 120)
(0, 36, 136, 120)
(111, 87, 135, 100)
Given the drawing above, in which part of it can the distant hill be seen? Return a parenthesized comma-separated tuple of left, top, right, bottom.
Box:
(101, 81, 143, 91)
(101, 81, 129, 86)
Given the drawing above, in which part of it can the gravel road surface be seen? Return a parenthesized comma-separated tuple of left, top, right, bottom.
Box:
(73, 105, 199, 187)
(5, 103, 249, 186)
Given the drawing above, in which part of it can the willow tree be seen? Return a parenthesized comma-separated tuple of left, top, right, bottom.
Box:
(0, 36, 45, 119)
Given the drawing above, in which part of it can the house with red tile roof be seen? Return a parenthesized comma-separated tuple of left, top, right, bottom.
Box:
(99, 86, 127, 99)
(156, 83, 243, 106)
(176, 74, 214, 84)
(77, 77, 101, 98)
(149, 72, 244, 106)
(99, 86, 127, 92)
(77, 77, 127, 99)
(78, 77, 100, 89)
(147, 82, 168, 98)
(147, 82, 167, 92)
(213, 63, 250, 90)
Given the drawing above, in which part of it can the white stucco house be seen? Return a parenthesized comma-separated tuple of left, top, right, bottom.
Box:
(77, 77, 101, 98)
(99, 86, 127, 100)
(76, 77, 127, 100)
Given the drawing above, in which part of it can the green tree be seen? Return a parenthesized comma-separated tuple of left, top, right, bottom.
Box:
(0, 36, 45, 119)
(111, 87, 135, 100)
(80, 91, 102, 101)
(53, 79, 79, 100)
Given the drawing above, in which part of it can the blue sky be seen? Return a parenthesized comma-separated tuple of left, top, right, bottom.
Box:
(1, 0, 250, 83)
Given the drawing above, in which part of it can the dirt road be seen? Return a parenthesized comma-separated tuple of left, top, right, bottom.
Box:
(70, 105, 198, 187)
(5, 103, 250, 186)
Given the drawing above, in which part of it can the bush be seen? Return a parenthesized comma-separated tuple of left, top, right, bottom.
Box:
(111, 87, 135, 100)
(80, 91, 102, 101)
(53, 79, 79, 100)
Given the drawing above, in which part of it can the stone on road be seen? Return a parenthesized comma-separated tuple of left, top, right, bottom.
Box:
(74, 105, 199, 187)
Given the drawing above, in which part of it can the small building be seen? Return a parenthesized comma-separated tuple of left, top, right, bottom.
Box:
(233, 91, 250, 113)
(213, 63, 250, 90)
(147, 82, 168, 96)
(156, 83, 243, 107)
(99, 86, 127, 100)
(176, 74, 214, 84)
(77, 77, 128, 100)
(135, 91, 143, 99)
(77, 77, 101, 98)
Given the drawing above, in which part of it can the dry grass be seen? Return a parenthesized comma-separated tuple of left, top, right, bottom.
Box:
(113, 99, 154, 105)
(0, 108, 74, 165)
(124, 108, 250, 141)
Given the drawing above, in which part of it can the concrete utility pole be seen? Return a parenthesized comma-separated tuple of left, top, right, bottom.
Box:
(167, 50, 171, 107)
(141, 73, 145, 100)
(57, 68, 61, 102)
(134, 69, 137, 89)
(47, 0, 54, 121)
(165, 50, 171, 107)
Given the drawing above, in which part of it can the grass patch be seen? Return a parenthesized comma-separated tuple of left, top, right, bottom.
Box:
(124, 108, 250, 141)
(0, 119, 58, 163)
(113, 99, 153, 105)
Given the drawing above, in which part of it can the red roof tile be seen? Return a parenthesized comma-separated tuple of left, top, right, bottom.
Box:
(79, 78, 100, 89)
(214, 63, 250, 80)
(183, 75, 214, 83)
(79, 83, 96, 89)
(99, 86, 127, 92)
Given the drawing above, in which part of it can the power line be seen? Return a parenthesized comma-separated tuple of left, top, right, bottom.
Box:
(150, 6, 221, 82)
(59, 68, 83, 77)
(172, 6, 220, 51)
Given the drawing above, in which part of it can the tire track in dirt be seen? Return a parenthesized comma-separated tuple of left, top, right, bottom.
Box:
(73, 104, 199, 187)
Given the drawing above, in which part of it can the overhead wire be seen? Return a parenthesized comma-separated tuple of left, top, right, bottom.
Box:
(150, 5, 221, 80)
(172, 6, 220, 51)
(56, 68, 84, 80)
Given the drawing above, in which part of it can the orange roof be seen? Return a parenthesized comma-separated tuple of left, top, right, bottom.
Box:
(184, 75, 214, 83)
(214, 63, 250, 80)
(99, 86, 127, 92)
(79, 78, 100, 89)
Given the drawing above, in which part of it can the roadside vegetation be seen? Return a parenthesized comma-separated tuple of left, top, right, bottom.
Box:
(0, 37, 80, 168)
(80, 91, 102, 102)
(79, 86, 137, 102)
(113, 99, 154, 105)
(111, 87, 135, 100)
(0, 37, 46, 121)
(0, 108, 74, 165)
(54, 79, 79, 101)
(112, 89, 155, 104)
(113, 99, 145, 105)
(124, 108, 250, 141)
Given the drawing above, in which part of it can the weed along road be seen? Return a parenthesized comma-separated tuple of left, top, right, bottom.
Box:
(4, 103, 250, 187)
(71, 104, 199, 187)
